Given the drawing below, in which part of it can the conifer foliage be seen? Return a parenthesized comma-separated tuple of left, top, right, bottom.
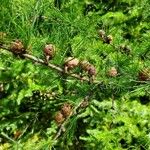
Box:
(0, 0, 150, 149)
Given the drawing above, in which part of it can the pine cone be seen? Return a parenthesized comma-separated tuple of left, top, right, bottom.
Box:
(10, 40, 25, 55)
(61, 103, 72, 118)
(64, 57, 79, 72)
(54, 111, 65, 124)
(80, 60, 91, 72)
(88, 65, 96, 76)
(80, 61, 96, 76)
(43, 44, 55, 63)
(108, 67, 118, 77)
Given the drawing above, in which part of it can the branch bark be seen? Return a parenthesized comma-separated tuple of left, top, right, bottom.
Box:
(53, 95, 90, 140)
(0, 45, 100, 83)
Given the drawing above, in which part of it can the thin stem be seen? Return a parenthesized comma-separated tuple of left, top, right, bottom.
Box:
(0, 45, 95, 83)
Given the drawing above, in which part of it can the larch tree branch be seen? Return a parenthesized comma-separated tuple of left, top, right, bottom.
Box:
(0, 45, 100, 83)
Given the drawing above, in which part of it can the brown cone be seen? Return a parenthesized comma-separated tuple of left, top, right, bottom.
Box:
(108, 67, 118, 77)
(54, 111, 65, 124)
(43, 44, 55, 63)
(10, 40, 25, 54)
(61, 103, 72, 118)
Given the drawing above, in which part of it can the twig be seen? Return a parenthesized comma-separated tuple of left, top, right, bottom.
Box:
(0, 45, 148, 85)
(0, 45, 99, 83)
(17, 123, 30, 140)
(1, 132, 16, 143)
(53, 96, 90, 140)
(24, 53, 63, 72)
(111, 94, 115, 110)
(54, 78, 96, 140)
(53, 83, 97, 140)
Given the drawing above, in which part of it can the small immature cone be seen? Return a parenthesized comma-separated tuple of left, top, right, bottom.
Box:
(43, 44, 55, 64)
(108, 67, 118, 77)
(54, 111, 65, 124)
(80, 60, 96, 83)
(80, 60, 91, 72)
(10, 39, 25, 55)
(88, 65, 96, 76)
(61, 103, 72, 118)
(64, 57, 79, 73)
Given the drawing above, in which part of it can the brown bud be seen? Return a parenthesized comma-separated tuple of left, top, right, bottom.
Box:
(80, 61, 96, 76)
(54, 111, 65, 124)
(80, 60, 91, 72)
(61, 103, 72, 118)
(64, 57, 79, 73)
(80, 61, 96, 83)
(138, 68, 150, 81)
(10, 40, 25, 54)
(43, 44, 55, 63)
(108, 67, 118, 77)
(88, 65, 96, 76)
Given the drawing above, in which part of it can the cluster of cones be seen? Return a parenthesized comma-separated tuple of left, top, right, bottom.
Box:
(54, 103, 72, 125)
(6, 34, 150, 82)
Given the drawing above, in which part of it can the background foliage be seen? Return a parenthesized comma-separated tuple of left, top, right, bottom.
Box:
(0, 0, 150, 149)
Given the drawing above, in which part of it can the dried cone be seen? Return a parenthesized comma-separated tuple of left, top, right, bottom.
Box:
(80, 60, 91, 72)
(43, 44, 55, 64)
(88, 65, 96, 76)
(80, 60, 96, 83)
(108, 67, 118, 77)
(61, 103, 72, 118)
(80, 61, 96, 75)
(10, 40, 25, 55)
(54, 111, 65, 124)
(138, 68, 150, 81)
(64, 57, 79, 73)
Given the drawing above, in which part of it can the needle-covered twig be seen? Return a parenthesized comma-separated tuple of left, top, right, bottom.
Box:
(53, 95, 90, 140)
(0, 45, 99, 83)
